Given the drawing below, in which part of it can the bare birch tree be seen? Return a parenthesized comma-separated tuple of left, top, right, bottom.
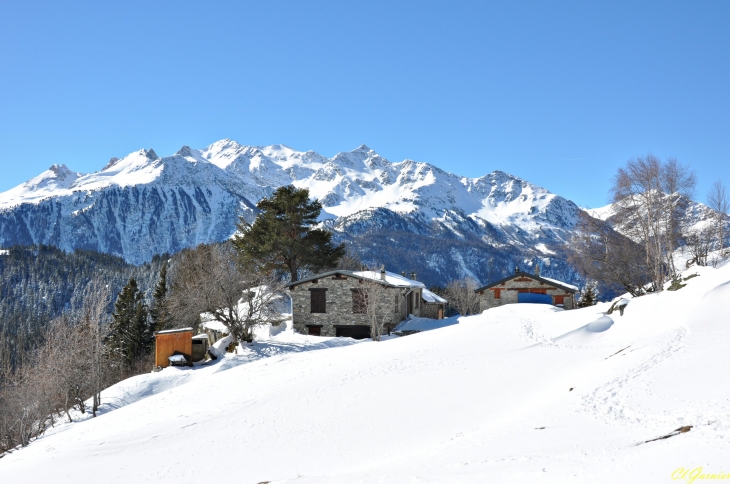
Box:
(707, 180, 729, 256)
(661, 158, 697, 273)
(611, 155, 695, 291)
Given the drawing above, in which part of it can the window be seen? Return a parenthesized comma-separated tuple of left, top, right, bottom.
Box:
(307, 325, 322, 336)
(352, 289, 367, 314)
(394, 294, 399, 313)
(310, 288, 327, 313)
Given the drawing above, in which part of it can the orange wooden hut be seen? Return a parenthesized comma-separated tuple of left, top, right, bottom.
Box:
(154, 328, 193, 368)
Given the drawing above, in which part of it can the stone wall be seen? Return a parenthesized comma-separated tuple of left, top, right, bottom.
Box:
(478, 275, 576, 311)
(291, 274, 409, 337)
(420, 302, 444, 319)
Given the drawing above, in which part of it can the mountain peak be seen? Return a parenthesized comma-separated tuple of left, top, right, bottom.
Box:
(144, 149, 159, 160)
(49, 163, 65, 170)
(103, 157, 120, 171)
(176, 146, 193, 157)
(353, 144, 372, 152)
(48, 164, 74, 180)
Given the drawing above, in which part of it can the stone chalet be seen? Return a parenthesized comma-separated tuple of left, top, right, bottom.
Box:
(475, 267, 578, 311)
(287, 269, 447, 339)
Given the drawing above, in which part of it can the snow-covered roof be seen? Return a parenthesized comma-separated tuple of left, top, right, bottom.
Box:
(192, 334, 209, 340)
(352, 270, 425, 288)
(201, 320, 230, 333)
(475, 272, 578, 293)
(168, 354, 187, 362)
(287, 270, 425, 289)
(422, 288, 447, 304)
(155, 327, 193, 335)
(540, 277, 579, 292)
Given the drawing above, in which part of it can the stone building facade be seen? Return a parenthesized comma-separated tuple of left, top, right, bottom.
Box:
(420, 290, 447, 319)
(475, 269, 578, 312)
(287, 269, 441, 338)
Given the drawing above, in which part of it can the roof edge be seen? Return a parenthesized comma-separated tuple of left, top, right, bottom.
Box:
(155, 327, 194, 335)
(474, 272, 578, 293)
(286, 270, 405, 289)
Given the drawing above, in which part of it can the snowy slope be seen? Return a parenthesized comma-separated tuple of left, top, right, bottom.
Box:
(0, 141, 584, 285)
(1, 262, 728, 483)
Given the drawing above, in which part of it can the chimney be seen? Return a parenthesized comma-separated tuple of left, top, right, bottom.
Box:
(534, 264, 541, 277)
(514, 266, 520, 274)
(401, 271, 406, 277)
(410, 271, 417, 281)
(380, 265, 386, 281)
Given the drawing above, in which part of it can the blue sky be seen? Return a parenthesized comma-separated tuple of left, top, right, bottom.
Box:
(1, 1, 728, 208)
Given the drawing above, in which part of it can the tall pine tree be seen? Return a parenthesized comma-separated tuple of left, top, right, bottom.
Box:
(233, 185, 345, 281)
(107, 278, 153, 368)
(150, 261, 171, 331)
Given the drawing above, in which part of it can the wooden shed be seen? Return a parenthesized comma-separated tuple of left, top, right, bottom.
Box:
(191, 334, 210, 362)
(154, 328, 193, 368)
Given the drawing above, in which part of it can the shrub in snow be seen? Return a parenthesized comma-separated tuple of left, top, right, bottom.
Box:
(577, 282, 599, 307)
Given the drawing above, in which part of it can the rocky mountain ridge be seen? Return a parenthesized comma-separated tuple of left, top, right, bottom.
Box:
(0, 140, 590, 286)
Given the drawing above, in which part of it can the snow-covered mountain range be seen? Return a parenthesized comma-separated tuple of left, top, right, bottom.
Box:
(0, 140, 585, 285)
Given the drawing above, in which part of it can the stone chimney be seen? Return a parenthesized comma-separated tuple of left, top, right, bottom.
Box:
(380, 265, 386, 281)
(410, 271, 417, 280)
(401, 271, 406, 277)
(534, 264, 541, 277)
(514, 266, 520, 274)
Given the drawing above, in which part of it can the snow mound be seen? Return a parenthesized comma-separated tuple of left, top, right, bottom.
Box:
(395, 314, 459, 332)
(552, 315, 614, 344)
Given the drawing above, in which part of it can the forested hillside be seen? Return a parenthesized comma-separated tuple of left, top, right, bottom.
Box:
(0, 246, 163, 372)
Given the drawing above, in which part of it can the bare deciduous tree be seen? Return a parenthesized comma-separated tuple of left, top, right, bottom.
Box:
(76, 281, 113, 417)
(685, 225, 713, 267)
(38, 316, 91, 422)
(0, 280, 113, 453)
(611, 155, 695, 291)
(707, 180, 729, 256)
(336, 248, 367, 271)
(355, 276, 393, 341)
(661, 158, 697, 273)
(168, 243, 287, 344)
(569, 212, 650, 297)
(444, 277, 481, 316)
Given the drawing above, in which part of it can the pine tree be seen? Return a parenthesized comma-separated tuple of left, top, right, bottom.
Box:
(232, 185, 345, 281)
(107, 278, 153, 368)
(150, 261, 171, 331)
(578, 283, 598, 308)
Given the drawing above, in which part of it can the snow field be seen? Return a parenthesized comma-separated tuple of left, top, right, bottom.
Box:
(1, 264, 729, 483)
